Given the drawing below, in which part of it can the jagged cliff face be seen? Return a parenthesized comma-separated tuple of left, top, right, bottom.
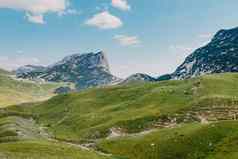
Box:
(16, 51, 121, 90)
(172, 27, 238, 79)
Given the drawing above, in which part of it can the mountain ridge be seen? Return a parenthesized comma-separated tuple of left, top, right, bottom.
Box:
(16, 51, 121, 90)
(14, 26, 238, 87)
(172, 27, 238, 79)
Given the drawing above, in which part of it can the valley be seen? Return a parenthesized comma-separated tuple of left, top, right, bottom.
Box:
(1, 1, 238, 158)
(1, 26, 238, 158)
(0, 69, 65, 107)
(1, 72, 238, 158)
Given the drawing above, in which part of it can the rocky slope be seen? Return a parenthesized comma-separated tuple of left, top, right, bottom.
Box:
(16, 65, 46, 78)
(16, 51, 121, 90)
(172, 27, 238, 79)
(121, 73, 156, 84)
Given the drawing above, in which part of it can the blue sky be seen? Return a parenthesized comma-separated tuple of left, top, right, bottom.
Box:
(0, 0, 238, 78)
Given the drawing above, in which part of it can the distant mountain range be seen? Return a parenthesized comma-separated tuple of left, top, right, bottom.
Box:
(15, 26, 238, 90)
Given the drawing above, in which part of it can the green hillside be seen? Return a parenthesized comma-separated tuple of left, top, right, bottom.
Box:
(0, 114, 113, 159)
(2, 73, 238, 158)
(29, 73, 238, 141)
(97, 121, 238, 159)
(7, 76, 195, 141)
(0, 72, 63, 107)
(0, 69, 12, 75)
(0, 141, 112, 159)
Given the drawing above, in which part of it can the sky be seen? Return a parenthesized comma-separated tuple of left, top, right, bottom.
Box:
(0, 0, 238, 78)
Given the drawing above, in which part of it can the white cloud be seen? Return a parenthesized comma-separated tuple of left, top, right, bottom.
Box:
(0, 0, 69, 24)
(85, 11, 123, 29)
(114, 35, 140, 46)
(0, 55, 41, 70)
(111, 0, 130, 11)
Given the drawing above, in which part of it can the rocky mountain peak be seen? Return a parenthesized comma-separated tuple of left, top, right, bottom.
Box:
(211, 27, 238, 43)
(16, 51, 121, 90)
(172, 27, 238, 79)
(50, 51, 110, 73)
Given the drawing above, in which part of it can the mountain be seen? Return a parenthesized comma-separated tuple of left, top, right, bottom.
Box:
(16, 51, 121, 90)
(16, 65, 46, 77)
(3, 73, 238, 159)
(121, 73, 156, 84)
(172, 27, 238, 79)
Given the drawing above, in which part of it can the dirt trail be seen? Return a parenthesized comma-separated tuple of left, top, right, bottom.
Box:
(107, 127, 162, 139)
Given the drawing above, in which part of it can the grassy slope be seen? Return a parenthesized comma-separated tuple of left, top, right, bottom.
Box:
(31, 78, 194, 141)
(3, 73, 238, 158)
(0, 116, 46, 142)
(38, 73, 238, 141)
(0, 72, 62, 107)
(0, 69, 12, 75)
(0, 140, 111, 159)
(5, 73, 238, 141)
(0, 114, 113, 159)
(97, 121, 238, 159)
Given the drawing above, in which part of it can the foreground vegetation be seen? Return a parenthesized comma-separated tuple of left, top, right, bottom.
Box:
(2, 73, 238, 158)
(97, 121, 238, 159)
(0, 140, 112, 159)
(0, 114, 113, 159)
